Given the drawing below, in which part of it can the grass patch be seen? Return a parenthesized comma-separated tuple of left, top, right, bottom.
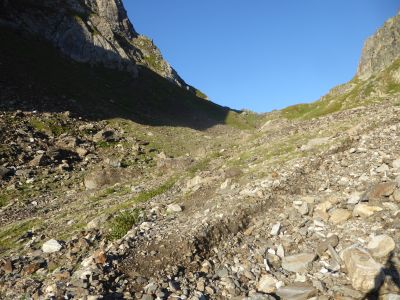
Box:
(0, 194, 10, 207)
(96, 141, 119, 148)
(0, 218, 42, 254)
(30, 118, 66, 136)
(225, 110, 260, 130)
(108, 209, 141, 240)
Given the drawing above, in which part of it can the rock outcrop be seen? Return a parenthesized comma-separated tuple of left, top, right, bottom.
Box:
(357, 11, 400, 80)
(0, 0, 190, 88)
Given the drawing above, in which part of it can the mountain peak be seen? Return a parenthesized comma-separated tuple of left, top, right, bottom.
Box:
(357, 11, 400, 80)
(0, 0, 190, 88)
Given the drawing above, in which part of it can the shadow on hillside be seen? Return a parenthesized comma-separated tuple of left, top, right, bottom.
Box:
(362, 253, 400, 299)
(0, 25, 234, 131)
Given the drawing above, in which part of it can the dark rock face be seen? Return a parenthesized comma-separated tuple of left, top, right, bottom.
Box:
(357, 11, 400, 80)
(0, 0, 188, 87)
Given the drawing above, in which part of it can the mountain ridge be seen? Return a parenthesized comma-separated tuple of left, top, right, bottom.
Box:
(0, 0, 202, 95)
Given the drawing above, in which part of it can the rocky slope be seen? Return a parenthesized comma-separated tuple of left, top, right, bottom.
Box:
(0, 6, 400, 300)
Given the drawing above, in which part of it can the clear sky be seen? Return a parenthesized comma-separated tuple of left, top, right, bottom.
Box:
(123, 1, 399, 113)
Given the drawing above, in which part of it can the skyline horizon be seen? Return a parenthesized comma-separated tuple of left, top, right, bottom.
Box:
(124, 1, 399, 113)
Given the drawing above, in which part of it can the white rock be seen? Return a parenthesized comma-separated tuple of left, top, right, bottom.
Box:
(270, 222, 281, 236)
(42, 239, 62, 253)
(347, 191, 364, 204)
(367, 235, 396, 258)
(166, 204, 183, 213)
(257, 274, 277, 293)
(277, 244, 285, 258)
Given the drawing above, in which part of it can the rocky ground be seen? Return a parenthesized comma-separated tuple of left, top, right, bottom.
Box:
(1, 98, 400, 299)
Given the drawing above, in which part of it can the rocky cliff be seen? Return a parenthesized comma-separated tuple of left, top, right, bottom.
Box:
(0, 0, 190, 89)
(357, 11, 400, 80)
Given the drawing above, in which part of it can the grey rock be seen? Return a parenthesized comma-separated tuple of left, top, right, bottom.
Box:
(357, 12, 400, 79)
(276, 284, 317, 300)
(281, 253, 316, 273)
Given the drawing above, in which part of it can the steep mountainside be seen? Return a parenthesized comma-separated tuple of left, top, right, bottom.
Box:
(357, 12, 400, 80)
(0, 0, 196, 91)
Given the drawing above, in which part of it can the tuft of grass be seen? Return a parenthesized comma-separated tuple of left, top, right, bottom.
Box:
(108, 209, 140, 240)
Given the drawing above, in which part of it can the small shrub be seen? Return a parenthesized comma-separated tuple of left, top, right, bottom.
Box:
(108, 209, 140, 240)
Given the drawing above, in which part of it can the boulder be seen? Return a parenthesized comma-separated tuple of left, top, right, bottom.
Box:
(341, 246, 384, 292)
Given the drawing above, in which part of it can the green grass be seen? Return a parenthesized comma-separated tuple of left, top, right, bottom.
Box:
(0, 218, 42, 254)
(108, 209, 141, 240)
(96, 141, 119, 148)
(30, 118, 66, 136)
(225, 110, 261, 130)
(195, 89, 208, 99)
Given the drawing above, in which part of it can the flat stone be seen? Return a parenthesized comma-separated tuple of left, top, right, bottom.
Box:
(257, 274, 277, 293)
(329, 209, 351, 225)
(276, 284, 317, 300)
(271, 223, 281, 236)
(42, 239, 62, 253)
(353, 204, 383, 218)
(369, 182, 397, 200)
(341, 246, 384, 292)
(282, 253, 316, 273)
(367, 235, 396, 258)
(166, 204, 183, 213)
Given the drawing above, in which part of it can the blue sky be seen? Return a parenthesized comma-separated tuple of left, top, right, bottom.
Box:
(123, 1, 399, 113)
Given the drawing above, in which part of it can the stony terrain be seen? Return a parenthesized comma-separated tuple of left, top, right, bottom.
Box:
(0, 3, 400, 300)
